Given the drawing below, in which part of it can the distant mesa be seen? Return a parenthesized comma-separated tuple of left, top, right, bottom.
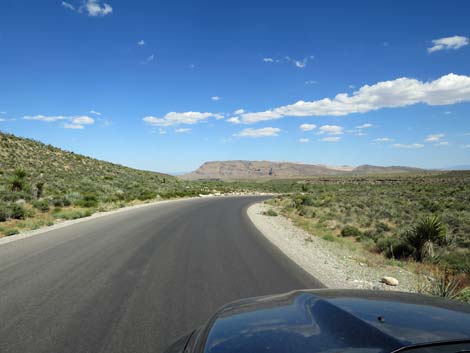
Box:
(181, 161, 425, 180)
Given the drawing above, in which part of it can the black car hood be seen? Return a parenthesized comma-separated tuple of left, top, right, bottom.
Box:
(194, 289, 470, 353)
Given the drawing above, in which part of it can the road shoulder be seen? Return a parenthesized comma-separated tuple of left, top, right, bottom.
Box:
(247, 202, 419, 291)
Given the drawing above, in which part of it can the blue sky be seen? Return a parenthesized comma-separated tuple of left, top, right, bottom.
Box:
(1, 0, 470, 173)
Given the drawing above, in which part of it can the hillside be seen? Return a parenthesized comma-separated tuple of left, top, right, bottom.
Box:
(182, 160, 425, 180)
(0, 132, 211, 236)
(0, 132, 182, 202)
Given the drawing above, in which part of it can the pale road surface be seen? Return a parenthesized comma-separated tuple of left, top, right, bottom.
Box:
(0, 196, 323, 353)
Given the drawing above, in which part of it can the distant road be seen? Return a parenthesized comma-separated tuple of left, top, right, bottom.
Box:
(0, 196, 322, 353)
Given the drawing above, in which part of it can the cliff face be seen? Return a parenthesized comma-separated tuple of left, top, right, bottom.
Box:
(181, 160, 423, 180)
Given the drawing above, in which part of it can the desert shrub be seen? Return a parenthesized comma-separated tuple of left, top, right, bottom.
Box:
(457, 287, 470, 303)
(439, 251, 470, 274)
(340, 225, 361, 238)
(322, 234, 335, 242)
(360, 230, 379, 242)
(54, 209, 93, 220)
(9, 203, 27, 220)
(375, 222, 391, 233)
(52, 197, 71, 207)
(75, 193, 99, 208)
(4, 228, 19, 236)
(32, 199, 50, 212)
(0, 203, 9, 222)
(263, 209, 278, 217)
(138, 190, 157, 201)
(376, 237, 413, 259)
(293, 194, 314, 208)
(426, 268, 462, 300)
(403, 216, 446, 262)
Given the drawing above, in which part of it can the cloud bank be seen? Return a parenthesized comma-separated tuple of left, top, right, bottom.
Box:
(237, 73, 470, 124)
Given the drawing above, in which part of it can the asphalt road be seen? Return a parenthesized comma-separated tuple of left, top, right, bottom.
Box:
(0, 196, 323, 353)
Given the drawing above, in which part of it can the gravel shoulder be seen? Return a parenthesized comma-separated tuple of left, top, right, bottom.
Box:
(247, 202, 420, 291)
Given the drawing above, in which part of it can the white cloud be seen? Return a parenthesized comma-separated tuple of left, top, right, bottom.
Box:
(71, 116, 94, 125)
(349, 84, 356, 89)
(142, 54, 155, 64)
(239, 73, 470, 124)
(64, 0, 112, 16)
(262, 58, 274, 62)
(299, 123, 316, 131)
(175, 128, 191, 133)
(425, 133, 444, 142)
(63, 123, 85, 130)
(299, 138, 309, 143)
(227, 117, 241, 124)
(356, 123, 372, 129)
(211, 96, 221, 101)
(293, 58, 308, 68)
(393, 143, 424, 149)
(233, 108, 245, 115)
(318, 125, 343, 135)
(83, 0, 112, 17)
(234, 127, 280, 138)
(444, 111, 452, 114)
(305, 80, 318, 85)
(428, 36, 469, 53)
(138, 40, 145, 46)
(61, 1, 75, 11)
(321, 136, 341, 142)
(24, 115, 68, 122)
(374, 137, 394, 142)
(0, 118, 6, 122)
(24, 114, 95, 129)
(436, 141, 449, 146)
(89, 110, 102, 116)
(143, 112, 223, 127)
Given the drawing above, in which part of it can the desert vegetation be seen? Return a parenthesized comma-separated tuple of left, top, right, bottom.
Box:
(266, 173, 470, 301)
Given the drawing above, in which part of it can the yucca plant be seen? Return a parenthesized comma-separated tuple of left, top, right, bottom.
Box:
(403, 215, 446, 262)
(428, 267, 462, 300)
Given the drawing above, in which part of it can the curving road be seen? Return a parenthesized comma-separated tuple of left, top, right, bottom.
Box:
(0, 196, 322, 353)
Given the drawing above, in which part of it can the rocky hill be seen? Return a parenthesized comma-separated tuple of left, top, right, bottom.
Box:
(182, 160, 425, 180)
(0, 132, 180, 205)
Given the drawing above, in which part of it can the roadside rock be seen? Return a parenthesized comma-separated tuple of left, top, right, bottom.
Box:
(381, 276, 399, 286)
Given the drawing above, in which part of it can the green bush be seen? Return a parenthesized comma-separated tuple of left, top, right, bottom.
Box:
(375, 222, 391, 233)
(457, 287, 470, 303)
(4, 228, 19, 236)
(52, 197, 71, 207)
(75, 193, 99, 208)
(439, 251, 470, 274)
(341, 225, 361, 237)
(9, 203, 27, 220)
(376, 237, 413, 259)
(0, 203, 9, 222)
(403, 216, 446, 262)
(32, 199, 50, 212)
(138, 190, 157, 201)
(322, 234, 335, 242)
(263, 209, 278, 217)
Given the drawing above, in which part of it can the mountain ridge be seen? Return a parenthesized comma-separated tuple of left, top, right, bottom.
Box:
(181, 160, 426, 180)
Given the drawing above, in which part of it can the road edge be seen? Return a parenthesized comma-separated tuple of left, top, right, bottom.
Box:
(0, 197, 200, 246)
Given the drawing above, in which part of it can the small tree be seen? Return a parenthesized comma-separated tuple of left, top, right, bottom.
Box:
(403, 215, 446, 262)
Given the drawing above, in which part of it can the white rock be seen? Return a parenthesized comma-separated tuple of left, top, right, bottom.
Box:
(381, 276, 399, 286)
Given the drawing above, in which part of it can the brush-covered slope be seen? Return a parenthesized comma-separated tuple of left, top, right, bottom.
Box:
(182, 160, 425, 180)
(0, 132, 180, 204)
